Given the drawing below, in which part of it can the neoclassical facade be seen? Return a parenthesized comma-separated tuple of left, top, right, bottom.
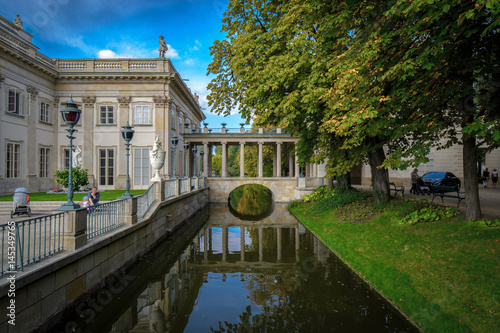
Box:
(0, 14, 204, 194)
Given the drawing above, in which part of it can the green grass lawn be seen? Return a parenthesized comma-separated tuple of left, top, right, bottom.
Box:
(290, 196, 499, 333)
(0, 190, 146, 202)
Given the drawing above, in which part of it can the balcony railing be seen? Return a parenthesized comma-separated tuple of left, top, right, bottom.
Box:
(87, 200, 126, 240)
(137, 182, 157, 219)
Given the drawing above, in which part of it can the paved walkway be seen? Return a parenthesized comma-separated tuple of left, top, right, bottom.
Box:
(353, 184, 500, 220)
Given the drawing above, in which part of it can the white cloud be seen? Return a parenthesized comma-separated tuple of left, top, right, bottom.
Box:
(97, 50, 120, 58)
(184, 59, 194, 65)
(191, 40, 202, 51)
(165, 45, 180, 59)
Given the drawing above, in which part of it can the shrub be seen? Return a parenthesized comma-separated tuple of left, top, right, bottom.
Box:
(466, 219, 500, 230)
(399, 205, 459, 225)
(302, 186, 336, 202)
(287, 200, 302, 210)
(307, 189, 368, 215)
(55, 167, 89, 190)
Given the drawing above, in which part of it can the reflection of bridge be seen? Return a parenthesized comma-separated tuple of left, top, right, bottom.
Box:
(109, 204, 332, 333)
(183, 127, 325, 202)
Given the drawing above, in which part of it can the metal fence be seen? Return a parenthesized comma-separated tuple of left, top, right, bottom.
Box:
(137, 182, 157, 219)
(87, 200, 126, 240)
(180, 178, 189, 194)
(164, 179, 177, 199)
(1, 212, 65, 276)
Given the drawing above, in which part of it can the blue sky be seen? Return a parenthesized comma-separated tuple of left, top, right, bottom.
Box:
(1, 0, 246, 127)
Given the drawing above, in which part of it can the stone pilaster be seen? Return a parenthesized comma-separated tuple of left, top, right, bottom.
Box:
(203, 141, 209, 177)
(26, 86, 39, 192)
(276, 141, 282, 177)
(82, 96, 96, 185)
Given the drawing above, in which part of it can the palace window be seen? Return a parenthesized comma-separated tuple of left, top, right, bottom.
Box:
(40, 102, 50, 123)
(134, 105, 150, 124)
(63, 148, 70, 169)
(99, 106, 114, 124)
(99, 148, 114, 186)
(8, 89, 22, 115)
(39, 147, 50, 178)
(6, 142, 21, 178)
(134, 148, 150, 186)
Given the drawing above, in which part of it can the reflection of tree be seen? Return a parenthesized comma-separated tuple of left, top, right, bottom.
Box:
(245, 227, 276, 254)
(229, 184, 272, 216)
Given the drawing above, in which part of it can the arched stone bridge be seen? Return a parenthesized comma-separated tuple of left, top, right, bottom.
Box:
(207, 177, 324, 203)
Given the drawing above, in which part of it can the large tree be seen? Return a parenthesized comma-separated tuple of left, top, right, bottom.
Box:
(208, 0, 500, 216)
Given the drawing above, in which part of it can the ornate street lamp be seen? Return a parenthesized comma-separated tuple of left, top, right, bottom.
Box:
(184, 141, 190, 178)
(58, 96, 81, 210)
(199, 149, 204, 178)
(121, 122, 135, 198)
(171, 135, 179, 179)
(192, 145, 198, 178)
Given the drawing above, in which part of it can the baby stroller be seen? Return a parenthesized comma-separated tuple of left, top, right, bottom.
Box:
(11, 187, 31, 218)
(410, 178, 431, 195)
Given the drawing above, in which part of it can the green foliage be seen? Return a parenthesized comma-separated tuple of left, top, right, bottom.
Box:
(466, 219, 500, 230)
(399, 205, 460, 226)
(212, 155, 222, 176)
(302, 186, 335, 203)
(287, 200, 301, 210)
(229, 184, 272, 216)
(307, 189, 368, 216)
(55, 167, 89, 190)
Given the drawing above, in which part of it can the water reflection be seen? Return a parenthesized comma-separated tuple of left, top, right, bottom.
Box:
(49, 204, 417, 333)
(228, 184, 273, 218)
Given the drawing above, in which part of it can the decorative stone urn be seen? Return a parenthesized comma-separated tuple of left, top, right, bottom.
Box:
(150, 135, 166, 181)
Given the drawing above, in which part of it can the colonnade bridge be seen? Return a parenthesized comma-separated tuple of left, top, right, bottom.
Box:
(183, 125, 325, 202)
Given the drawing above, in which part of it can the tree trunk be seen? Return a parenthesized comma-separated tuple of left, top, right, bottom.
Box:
(369, 147, 390, 204)
(327, 177, 334, 190)
(337, 172, 351, 191)
(463, 133, 481, 220)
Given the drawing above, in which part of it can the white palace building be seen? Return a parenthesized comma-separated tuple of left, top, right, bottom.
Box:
(0, 14, 205, 195)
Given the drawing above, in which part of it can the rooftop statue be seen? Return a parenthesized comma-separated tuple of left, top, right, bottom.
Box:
(158, 35, 168, 58)
(13, 14, 23, 28)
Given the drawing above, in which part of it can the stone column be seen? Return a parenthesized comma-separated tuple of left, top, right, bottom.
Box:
(273, 145, 277, 177)
(208, 144, 213, 176)
(288, 145, 294, 177)
(294, 152, 300, 178)
(258, 141, 264, 178)
(239, 141, 245, 178)
(221, 141, 228, 177)
(258, 227, 263, 262)
(222, 227, 228, 262)
(240, 226, 245, 261)
(276, 141, 282, 177)
(203, 141, 209, 177)
(277, 227, 282, 262)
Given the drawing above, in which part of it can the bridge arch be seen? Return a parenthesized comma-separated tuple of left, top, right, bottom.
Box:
(207, 178, 298, 203)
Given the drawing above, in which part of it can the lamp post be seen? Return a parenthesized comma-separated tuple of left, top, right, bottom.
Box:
(58, 96, 81, 210)
(184, 141, 190, 178)
(171, 135, 179, 179)
(199, 149, 204, 178)
(121, 122, 135, 199)
(192, 145, 198, 178)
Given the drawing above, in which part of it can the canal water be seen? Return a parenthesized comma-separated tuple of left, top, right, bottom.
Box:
(48, 203, 417, 333)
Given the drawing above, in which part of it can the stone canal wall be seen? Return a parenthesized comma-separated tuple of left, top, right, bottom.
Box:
(0, 188, 209, 333)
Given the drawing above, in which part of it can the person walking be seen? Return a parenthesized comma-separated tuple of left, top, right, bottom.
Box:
(492, 169, 498, 189)
(482, 168, 490, 188)
(410, 168, 420, 194)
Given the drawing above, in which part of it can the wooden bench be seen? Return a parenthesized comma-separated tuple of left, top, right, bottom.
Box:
(389, 182, 405, 197)
(430, 185, 465, 208)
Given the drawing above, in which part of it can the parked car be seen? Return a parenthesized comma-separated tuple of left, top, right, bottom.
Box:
(421, 172, 461, 188)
